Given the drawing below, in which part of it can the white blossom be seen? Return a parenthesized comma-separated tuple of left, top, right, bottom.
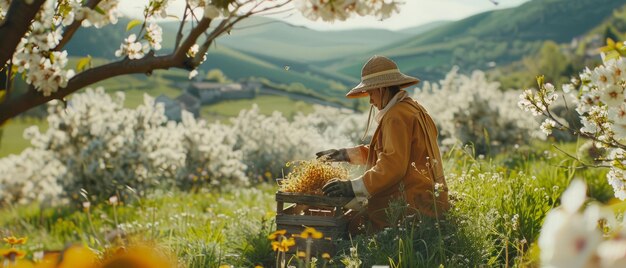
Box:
(539, 181, 602, 268)
(204, 4, 220, 19)
(115, 34, 150, 59)
(294, 0, 402, 22)
(77, 0, 120, 28)
(608, 168, 626, 200)
(540, 119, 557, 136)
(188, 69, 198, 79)
(599, 84, 624, 107)
(187, 44, 199, 58)
(145, 23, 163, 51)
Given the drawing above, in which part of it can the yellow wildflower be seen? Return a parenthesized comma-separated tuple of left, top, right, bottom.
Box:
(271, 237, 295, 252)
(3, 236, 27, 246)
(300, 227, 323, 239)
(267, 229, 286, 240)
(56, 245, 97, 268)
(297, 251, 306, 258)
(101, 245, 176, 268)
(322, 252, 331, 260)
(0, 248, 26, 259)
(36, 251, 61, 268)
(4, 259, 34, 268)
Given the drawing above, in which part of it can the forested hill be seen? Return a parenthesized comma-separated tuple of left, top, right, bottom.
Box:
(322, 0, 626, 83)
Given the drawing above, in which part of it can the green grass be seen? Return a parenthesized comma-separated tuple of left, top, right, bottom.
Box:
(0, 118, 47, 157)
(0, 140, 615, 267)
(200, 95, 315, 122)
(0, 184, 278, 267)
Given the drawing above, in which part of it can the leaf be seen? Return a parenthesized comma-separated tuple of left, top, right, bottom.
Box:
(536, 75, 545, 88)
(94, 6, 105, 15)
(10, 65, 18, 79)
(76, 55, 92, 72)
(607, 38, 616, 47)
(126, 19, 142, 32)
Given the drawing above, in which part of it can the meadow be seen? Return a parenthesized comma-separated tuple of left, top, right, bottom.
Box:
(1, 64, 623, 267)
(0, 138, 613, 267)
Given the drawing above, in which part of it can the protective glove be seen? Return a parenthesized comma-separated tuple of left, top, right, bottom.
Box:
(315, 149, 349, 162)
(322, 179, 355, 197)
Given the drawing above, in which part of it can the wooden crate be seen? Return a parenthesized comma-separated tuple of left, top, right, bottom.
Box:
(275, 191, 353, 255)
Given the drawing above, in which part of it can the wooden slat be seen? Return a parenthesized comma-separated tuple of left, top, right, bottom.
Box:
(276, 214, 347, 227)
(275, 192, 353, 207)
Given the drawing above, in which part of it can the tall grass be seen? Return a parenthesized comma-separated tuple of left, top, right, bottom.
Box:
(0, 141, 614, 267)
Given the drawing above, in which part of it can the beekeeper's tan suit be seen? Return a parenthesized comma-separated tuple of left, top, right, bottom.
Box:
(326, 55, 450, 233)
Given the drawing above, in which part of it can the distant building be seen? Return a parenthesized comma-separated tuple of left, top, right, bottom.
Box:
(155, 94, 182, 121)
(176, 92, 201, 117)
(156, 80, 260, 121)
(155, 93, 200, 122)
(187, 80, 259, 104)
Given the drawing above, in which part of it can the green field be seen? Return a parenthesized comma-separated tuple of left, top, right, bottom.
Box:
(0, 118, 47, 157)
(201, 95, 315, 122)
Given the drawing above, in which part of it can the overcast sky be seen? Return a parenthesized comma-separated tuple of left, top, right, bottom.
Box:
(118, 0, 531, 31)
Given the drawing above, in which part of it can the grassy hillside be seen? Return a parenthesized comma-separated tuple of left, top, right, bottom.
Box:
(207, 16, 411, 62)
(323, 0, 625, 82)
(201, 95, 315, 122)
(397, 21, 451, 35)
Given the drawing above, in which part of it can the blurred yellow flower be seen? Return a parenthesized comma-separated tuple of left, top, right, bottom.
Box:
(322, 252, 331, 260)
(34, 251, 61, 268)
(271, 238, 295, 252)
(300, 227, 323, 239)
(3, 259, 34, 268)
(297, 251, 306, 258)
(3, 237, 27, 246)
(0, 248, 26, 259)
(218, 265, 232, 268)
(267, 229, 286, 240)
(55, 245, 97, 268)
(254, 265, 263, 268)
(101, 245, 176, 268)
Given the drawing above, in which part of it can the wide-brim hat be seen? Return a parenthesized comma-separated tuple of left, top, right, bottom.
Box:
(346, 55, 420, 98)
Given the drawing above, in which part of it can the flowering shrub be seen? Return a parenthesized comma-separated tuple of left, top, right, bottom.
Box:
(518, 43, 626, 200)
(412, 67, 542, 154)
(0, 89, 371, 204)
(229, 105, 366, 180)
(0, 88, 247, 205)
(0, 148, 65, 206)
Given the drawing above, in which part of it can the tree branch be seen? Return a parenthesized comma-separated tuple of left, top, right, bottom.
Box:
(53, 0, 103, 51)
(0, 53, 185, 124)
(0, 0, 47, 66)
(0, 0, 292, 124)
(174, 3, 190, 50)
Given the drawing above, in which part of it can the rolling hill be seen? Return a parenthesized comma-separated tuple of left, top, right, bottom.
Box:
(321, 0, 626, 82)
(63, 16, 420, 102)
(61, 0, 625, 99)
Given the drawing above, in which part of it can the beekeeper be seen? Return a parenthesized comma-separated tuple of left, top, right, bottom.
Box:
(317, 55, 450, 233)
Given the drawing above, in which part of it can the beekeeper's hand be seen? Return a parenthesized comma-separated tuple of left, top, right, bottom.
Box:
(322, 179, 355, 197)
(315, 149, 349, 162)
